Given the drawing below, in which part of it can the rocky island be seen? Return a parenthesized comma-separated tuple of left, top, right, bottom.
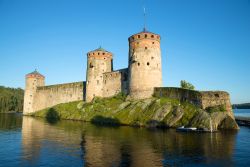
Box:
(30, 88, 239, 130)
(23, 29, 239, 130)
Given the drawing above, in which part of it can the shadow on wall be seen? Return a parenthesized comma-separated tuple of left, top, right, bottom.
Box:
(46, 108, 60, 124)
(91, 115, 120, 127)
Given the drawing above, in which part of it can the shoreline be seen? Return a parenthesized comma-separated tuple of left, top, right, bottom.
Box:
(29, 95, 240, 131)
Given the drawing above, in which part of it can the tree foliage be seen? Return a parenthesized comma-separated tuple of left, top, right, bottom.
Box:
(180, 80, 195, 90)
(0, 86, 24, 112)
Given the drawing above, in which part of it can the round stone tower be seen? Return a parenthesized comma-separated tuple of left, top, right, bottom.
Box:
(86, 47, 113, 102)
(23, 70, 45, 115)
(128, 29, 162, 99)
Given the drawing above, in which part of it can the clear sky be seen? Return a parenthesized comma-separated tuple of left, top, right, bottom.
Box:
(0, 0, 249, 104)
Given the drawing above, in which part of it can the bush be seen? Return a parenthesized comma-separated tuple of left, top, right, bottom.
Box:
(180, 80, 195, 90)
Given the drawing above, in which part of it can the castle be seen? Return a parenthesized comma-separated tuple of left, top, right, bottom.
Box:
(23, 29, 232, 115)
(23, 29, 163, 114)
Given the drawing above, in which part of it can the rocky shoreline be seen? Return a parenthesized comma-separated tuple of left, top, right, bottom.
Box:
(30, 94, 239, 130)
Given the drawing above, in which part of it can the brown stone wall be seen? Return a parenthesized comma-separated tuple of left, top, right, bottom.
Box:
(154, 87, 232, 112)
(200, 91, 232, 112)
(103, 68, 128, 97)
(33, 82, 84, 112)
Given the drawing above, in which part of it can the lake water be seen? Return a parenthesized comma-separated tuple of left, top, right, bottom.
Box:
(234, 109, 250, 118)
(0, 112, 250, 167)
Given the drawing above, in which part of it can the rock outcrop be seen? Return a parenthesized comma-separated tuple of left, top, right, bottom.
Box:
(32, 94, 239, 130)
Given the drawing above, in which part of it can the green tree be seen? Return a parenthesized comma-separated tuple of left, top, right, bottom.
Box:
(180, 80, 195, 90)
(0, 86, 24, 112)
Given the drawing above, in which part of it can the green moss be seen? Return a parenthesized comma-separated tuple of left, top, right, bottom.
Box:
(31, 95, 202, 127)
(205, 105, 227, 113)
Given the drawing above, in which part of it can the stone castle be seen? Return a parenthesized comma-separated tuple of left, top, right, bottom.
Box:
(23, 29, 232, 115)
(23, 29, 162, 114)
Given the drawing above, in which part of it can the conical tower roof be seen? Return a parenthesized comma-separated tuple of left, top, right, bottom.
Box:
(26, 69, 45, 78)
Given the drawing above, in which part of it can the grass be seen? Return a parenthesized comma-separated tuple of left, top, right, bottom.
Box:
(205, 105, 227, 113)
(31, 94, 213, 128)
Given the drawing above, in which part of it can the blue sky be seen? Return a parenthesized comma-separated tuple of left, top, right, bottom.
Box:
(0, 0, 249, 104)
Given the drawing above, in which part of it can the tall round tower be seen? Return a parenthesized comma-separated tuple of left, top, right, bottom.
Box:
(128, 30, 162, 99)
(86, 47, 113, 102)
(23, 70, 45, 115)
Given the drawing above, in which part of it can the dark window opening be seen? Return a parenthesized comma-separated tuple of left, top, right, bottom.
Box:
(138, 35, 140, 38)
(147, 62, 150, 66)
(215, 94, 220, 97)
(89, 63, 94, 68)
(103, 53, 105, 55)
(123, 74, 127, 81)
(138, 62, 140, 66)
(98, 52, 100, 55)
(152, 42, 155, 44)
(151, 35, 154, 38)
(145, 47, 147, 50)
(145, 34, 147, 38)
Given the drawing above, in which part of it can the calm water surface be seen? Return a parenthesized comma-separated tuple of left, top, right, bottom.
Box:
(0, 112, 250, 167)
(234, 109, 250, 118)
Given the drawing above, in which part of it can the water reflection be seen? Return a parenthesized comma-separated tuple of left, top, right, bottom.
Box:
(21, 116, 238, 166)
(0, 113, 22, 131)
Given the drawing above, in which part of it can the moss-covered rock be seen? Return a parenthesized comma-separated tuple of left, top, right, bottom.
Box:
(30, 94, 239, 130)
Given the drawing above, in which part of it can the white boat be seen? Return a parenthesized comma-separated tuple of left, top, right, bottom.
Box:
(176, 126, 197, 132)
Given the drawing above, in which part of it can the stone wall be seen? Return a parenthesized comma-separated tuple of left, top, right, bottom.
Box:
(154, 87, 232, 112)
(200, 91, 232, 112)
(33, 81, 85, 112)
(103, 68, 128, 97)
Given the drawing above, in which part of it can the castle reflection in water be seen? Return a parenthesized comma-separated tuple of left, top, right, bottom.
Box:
(21, 116, 237, 166)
